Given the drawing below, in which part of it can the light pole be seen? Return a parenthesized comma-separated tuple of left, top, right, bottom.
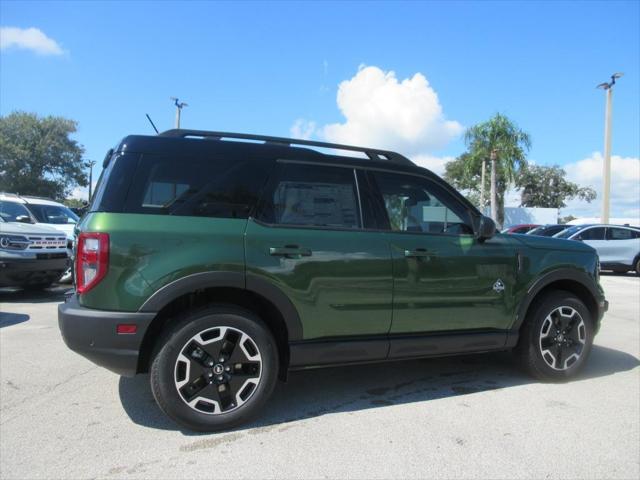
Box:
(596, 73, 623, 224)
(87, 160, 96, 201)
(170, 97, 188, 129)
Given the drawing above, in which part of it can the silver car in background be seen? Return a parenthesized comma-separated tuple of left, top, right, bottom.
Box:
(554, 224, 640, 275)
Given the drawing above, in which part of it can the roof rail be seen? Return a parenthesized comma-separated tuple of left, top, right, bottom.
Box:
(159, 129, 414, 166)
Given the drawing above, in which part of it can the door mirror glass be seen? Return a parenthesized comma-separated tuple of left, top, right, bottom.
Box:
(476, 215, 496, 242)
(15, 215, 33, 224)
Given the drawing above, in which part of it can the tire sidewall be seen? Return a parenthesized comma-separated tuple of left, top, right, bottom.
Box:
(151, 307, 278, 432)
(523, 292, 594, 381)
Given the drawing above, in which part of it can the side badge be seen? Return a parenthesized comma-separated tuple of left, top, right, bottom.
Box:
(493, 279, 505, 293)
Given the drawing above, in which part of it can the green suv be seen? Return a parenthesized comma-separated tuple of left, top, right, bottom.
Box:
(58, 129, 608, 431)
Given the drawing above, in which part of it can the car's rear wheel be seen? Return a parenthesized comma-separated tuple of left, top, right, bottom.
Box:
(516, 291, 594, 381)
(635, 257, 640, 276)
(150, 306, 278, 432)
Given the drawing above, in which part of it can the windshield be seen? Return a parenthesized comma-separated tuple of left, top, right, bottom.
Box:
(0, 200, 33, 222)
(554, 225, 583, 239)
(26, 204, 79, 224)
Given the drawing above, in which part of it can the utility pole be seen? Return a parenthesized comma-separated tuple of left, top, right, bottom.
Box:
(170, 97, 188, 129)
(490, 149, 498, 225)
(87, 160, 96, 201)
(596, 73, 623, 224)
(480, 158, 486, 213)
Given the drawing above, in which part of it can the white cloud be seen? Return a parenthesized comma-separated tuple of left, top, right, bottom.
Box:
(321, 65, 462, 155)
(0, 27, 64, 55)
(289, 65, 462, 176)
(290, 119, 317, 140)
(563, 152, 640, 221)
(411, 154, 455, 176)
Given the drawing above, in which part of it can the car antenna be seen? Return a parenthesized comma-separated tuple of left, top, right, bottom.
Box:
(145, 113, 159, 134)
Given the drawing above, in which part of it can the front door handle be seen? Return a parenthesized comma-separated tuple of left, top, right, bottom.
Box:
(404, 248, 431, 258)
(269, 245, 312, 258)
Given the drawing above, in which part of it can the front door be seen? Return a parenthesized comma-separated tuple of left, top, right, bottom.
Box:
(245, 162, 393, 349)
(366, 171, 518, 356)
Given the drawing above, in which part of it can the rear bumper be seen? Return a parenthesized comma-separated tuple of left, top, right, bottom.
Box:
(58, 295, 155, 376)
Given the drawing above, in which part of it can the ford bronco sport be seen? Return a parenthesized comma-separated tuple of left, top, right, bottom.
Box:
(58, 130, 608, 431)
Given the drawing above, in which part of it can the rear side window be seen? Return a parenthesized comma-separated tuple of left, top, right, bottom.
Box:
(124, 154, 273, 218)
(578, 227, 605, 240)
(256, 163, 361, 229)
(608, 228, 640, 240)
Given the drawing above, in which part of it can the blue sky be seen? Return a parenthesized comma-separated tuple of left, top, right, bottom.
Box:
(1, 1, 639, 217)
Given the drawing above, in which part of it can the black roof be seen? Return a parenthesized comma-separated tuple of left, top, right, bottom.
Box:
(113, 129, 479, 216)
(115, 129, 435, 177)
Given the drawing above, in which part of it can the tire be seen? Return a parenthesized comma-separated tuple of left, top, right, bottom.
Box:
(515, 291, 594, 382)
(635, 257, 640, 276)
(150, 305, 279, 432)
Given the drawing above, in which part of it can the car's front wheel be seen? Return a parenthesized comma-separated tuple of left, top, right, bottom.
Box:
(150, 306, 279, 432)
(516, 291, 594, 381)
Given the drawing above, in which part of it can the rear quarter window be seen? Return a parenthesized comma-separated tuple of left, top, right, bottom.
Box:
(124, 153, 273, 219)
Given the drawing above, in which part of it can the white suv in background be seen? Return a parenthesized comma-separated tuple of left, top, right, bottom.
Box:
(0, 216, 69, 289)
(555, 224, 640, 275)
(0, 193, 79, 282)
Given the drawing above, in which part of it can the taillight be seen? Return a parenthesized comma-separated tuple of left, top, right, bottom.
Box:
(75, 232, 109, 294)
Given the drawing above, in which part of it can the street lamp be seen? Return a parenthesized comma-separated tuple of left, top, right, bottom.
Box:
(170, 97, 188, 129)
(596, 72, 623, 224)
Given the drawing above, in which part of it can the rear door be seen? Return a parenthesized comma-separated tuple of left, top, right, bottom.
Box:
(605, 227, 640, 266)
(366, 170, 518, 349)
(245, 162, 393, 361)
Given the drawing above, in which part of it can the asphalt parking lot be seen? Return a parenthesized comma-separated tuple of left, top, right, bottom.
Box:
(1, 275, 638, 480)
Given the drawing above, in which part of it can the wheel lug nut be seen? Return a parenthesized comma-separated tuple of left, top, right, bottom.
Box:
(208, 361, 214, 366)
(208, 373, 213, 377)
(219, 357, 225, 363)
(217, 376, 224, 381)
(225, 366, 231, 372)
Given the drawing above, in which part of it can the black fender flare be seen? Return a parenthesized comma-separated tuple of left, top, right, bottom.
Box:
(512, 268, 600, 334)
(138, 271, 303, 341)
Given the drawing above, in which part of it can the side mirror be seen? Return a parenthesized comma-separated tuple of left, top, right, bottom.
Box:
(15, 215, 33, 224)
(476, 215, 496, 242)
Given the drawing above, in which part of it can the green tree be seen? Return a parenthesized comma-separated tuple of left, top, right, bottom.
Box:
(517, 164, 596, 209)
(444, 152, 509, 216)
(463, 113, 531, 227)
(63, 198, 88, 209)
(0, 111, 87, 200)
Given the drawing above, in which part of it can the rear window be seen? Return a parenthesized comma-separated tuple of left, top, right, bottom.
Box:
(123, 154, 273, 219)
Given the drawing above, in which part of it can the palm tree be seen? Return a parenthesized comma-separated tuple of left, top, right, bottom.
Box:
(464, 113, 531, 227)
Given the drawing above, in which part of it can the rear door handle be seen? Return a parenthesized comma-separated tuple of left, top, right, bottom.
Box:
(404, 248, 431, 258)
(269, 245, 312, 258)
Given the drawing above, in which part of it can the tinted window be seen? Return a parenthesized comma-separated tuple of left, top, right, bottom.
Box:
(556, 225, 583, 239)
(371, 172, 473, 235)
(608, 228, 640, 240)
(578, 227, 605, 240)
(124, 154, 273, 218)
(256, 163, 361, 229)
(90, 153, 140, 213)
(0, 201, 32, 222)
(26, 204, 78, 224)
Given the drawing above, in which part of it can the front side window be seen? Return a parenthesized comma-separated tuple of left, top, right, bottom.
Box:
(578, 227, 605, 240)
(0, 201, 32, 222)
(256, 163, 361, 229)
(371, 172, 473, 235)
